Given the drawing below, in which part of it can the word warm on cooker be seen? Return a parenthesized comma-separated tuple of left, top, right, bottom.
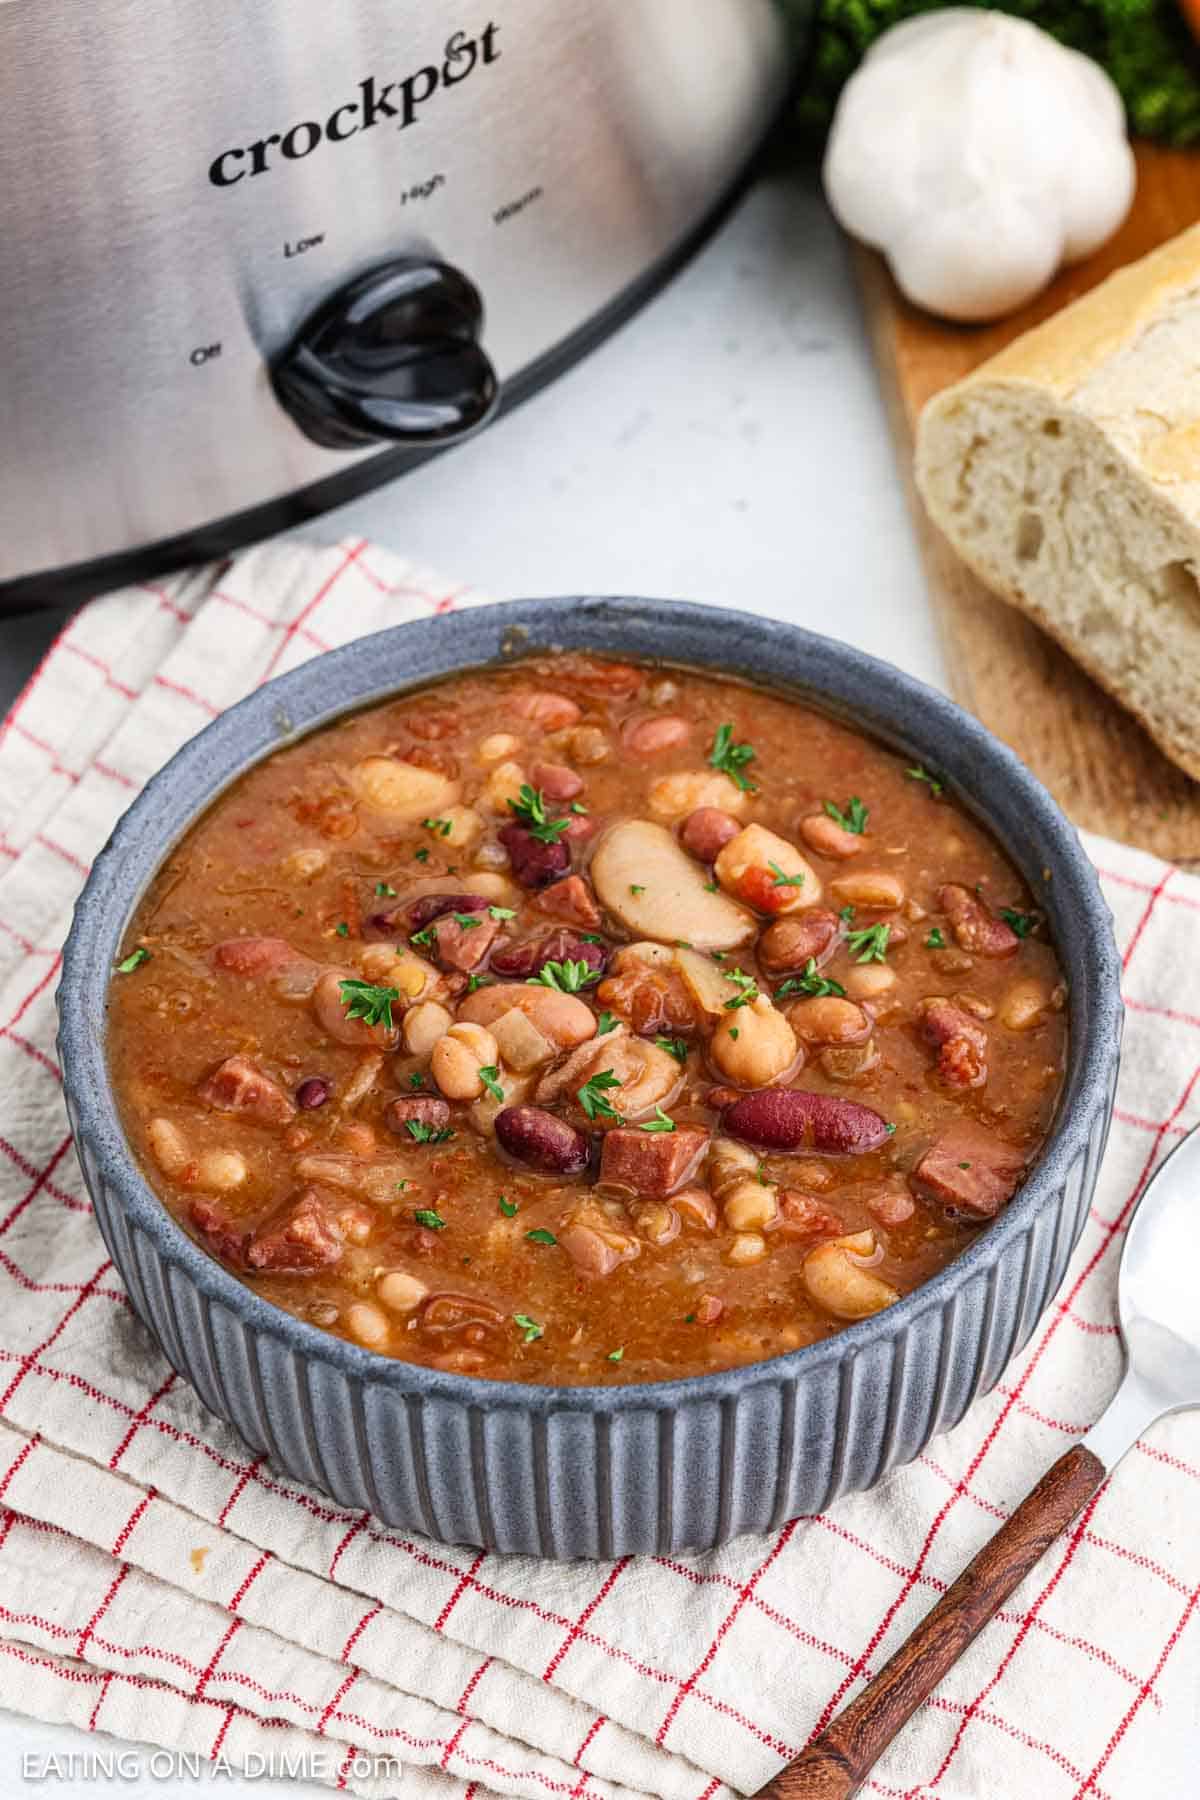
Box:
(208, 24, 501, 187)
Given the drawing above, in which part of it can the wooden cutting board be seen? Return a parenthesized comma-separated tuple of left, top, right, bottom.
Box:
(855, 143, 1200, 864)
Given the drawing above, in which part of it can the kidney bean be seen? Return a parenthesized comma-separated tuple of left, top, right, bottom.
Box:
(511, 692, 581, 731)
(498, 823, 570, 888)
(623, 715, 691, 756)
(679, 806, 741, 863)
(495, 1105, 589, 1174)
(489, 929, 609, 981)
(721, 1089, 890, 1155)
(296, 1076, 332, 1110)
(384, 1095, 451, 1138)
(757, 910, 842, 978)
(406, 892, 493, 930)
(531, 762, 584, 801)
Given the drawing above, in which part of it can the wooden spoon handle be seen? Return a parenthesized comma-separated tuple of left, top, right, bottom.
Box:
(759, 1443, 1107, 1800)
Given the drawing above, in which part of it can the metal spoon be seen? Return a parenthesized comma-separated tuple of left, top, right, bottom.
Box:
(761, 1121, 1200, 1800)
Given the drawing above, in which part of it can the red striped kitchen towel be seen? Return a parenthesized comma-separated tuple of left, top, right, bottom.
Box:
(0, 538, 1196, 1800)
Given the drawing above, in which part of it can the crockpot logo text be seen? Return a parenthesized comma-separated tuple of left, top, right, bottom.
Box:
(208, 24, 500, 187)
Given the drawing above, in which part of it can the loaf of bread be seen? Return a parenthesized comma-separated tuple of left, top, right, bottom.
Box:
(915, 224, 1200, 781)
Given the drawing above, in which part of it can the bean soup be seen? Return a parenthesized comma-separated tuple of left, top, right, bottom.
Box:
(108, 657, 1067, 1384)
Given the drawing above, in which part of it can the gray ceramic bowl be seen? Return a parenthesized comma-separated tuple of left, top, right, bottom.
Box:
(57, 598, 1122, 1557)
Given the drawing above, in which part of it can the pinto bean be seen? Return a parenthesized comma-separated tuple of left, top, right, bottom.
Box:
(722, 1089, 891, 1155)
(459, 982, 598, 1049)
(939, 884, 1020, 956)
(495, 1106, 589, 1174)
(623, 715, 691, 756)
(384, 1095, 451, 1138)
(786, 996, 872, 1046)
(715, 824, 821, 916)
(829, 870, 905, 910)
(530, 761, 584, 801)
(679, 807, 741, 863)
(311, 969, 400, 1049)
(757, 910, 842, 978)
(799, 813, 866, 859)
(511, 692, 581, 731)
(498, 823, 570, 888)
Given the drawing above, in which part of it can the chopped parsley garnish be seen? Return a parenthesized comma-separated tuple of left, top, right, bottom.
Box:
(405, 1119, 455, 1145)
(452, 912, 482, 930)
(958, 1160, 972, 1169)
(529, 958, 600, 993)
(769, 862, 805, 889)
(722, 967, 759, 1010)
(757, 1161, 769, 1185)
(906, 765, 945, 798)
(514, 1312, 544, 1344)
(704, 880, 720, 893)
(577, 1069, 623, 1122)
(375, 882, 397, 897)
(579, 933, 603, 944)
(655, 1036, 689, 1064)
(607, 1347, 624, 1363)
(823, 795, 869, 835)
(845, 922, 891, 964)
(499, 1197, 518, 1218)
(925, 928, 947, 949)
(570, 801, 588, 815)
(507, 784, 571, 843)
(422, 816, 454, 837)
(729, 1026, 740, 1040)
(414, 1208, 446, 1230)
(708, 722, 757, 792)
(116, 947, 151, 973)
(478, 1064, 505, 1102)
(408, 1072, 424, 1089)
(395, 1180, 409, 1194)
(525, 1227, 557, 1246)
(774, 959, 846, 1001)
(338, 977, 400, 1029)
(466, 973, 492, 994)
(410, 925, 435, 947)
(334, 922, 350, 937)
(629, 884, 645, 896)
(885, 1122, 897, 1136)
(640, 1107, 676, 1133)
(488, 905, 517, 920)
(839, 905, 856, 923)
(684, 1312, 696, 1324)
(596, 1010, 619, 1035)
(414, 847, 430, 864)
(1000, 907, 1038, 938)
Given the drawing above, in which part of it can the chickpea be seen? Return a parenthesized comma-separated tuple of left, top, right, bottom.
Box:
(431, 1021, 500, 1100)
(147, 1117, 190, 1178)
(726, 1232, 767, 1266)
(710, 996, 798, 1086)
(404, 1001, 453, 1058)
(802, 1231, 898, 1321)
(999, 978, 1050, 1032)
(787, 995, 871, 1046)
(829, 870, 905, 910)
(798, 813, 865, 860)
(477, 732, 521, 763)
(723, 1178, 778, 1232)
(377, 1269, 429, 1313)
(484, 760, 528, 813)
(346, 1301, 391, 1350)
(844, 964, 897, 1002)
(197, 1149, 246, 1191)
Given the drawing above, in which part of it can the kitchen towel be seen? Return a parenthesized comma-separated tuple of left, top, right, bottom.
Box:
(0, 538, 1197, 1800)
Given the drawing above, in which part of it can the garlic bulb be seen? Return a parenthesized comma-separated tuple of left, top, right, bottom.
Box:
(822, 11, 1136, 323)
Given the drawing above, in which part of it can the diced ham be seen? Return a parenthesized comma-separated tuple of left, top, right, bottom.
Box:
(939, 885, 1020, 957)
(212, 936, 320, 999)
(917, 997, 989, 1089)
(198, 1055, 296, 1126)
(534, 875, 602, 931)
(245, 1186, 374, 1273)
(909, 1121, 1026, 1219)
(429, 912, 501, 972)
(189, 1197, 248, 1268)
(596, 948, 699, 1037)
(598, 1125, 709, 1198)
(773, 1190, 844, 1242)
(866, 1184, 916, 1227)
(557, 1198, 642, 1277)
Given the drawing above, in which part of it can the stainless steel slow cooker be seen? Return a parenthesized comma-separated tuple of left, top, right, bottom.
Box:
(0, 0, 800, 609)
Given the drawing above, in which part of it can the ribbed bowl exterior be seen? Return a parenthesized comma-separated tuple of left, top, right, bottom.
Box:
(57, 598, 1124, 1557)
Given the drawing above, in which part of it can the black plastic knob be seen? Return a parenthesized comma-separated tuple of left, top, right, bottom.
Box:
(272, 257, 499, 451)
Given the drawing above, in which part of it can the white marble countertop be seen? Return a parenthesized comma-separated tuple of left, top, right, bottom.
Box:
(0, 162, 942, 1794)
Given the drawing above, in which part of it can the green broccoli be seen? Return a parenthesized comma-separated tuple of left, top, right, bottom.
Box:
(784, 0, 1200, 146)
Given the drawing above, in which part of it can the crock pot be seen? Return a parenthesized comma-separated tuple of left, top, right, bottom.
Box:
(0, 1, 800, 610)
(57, 597, 1122, 1557)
